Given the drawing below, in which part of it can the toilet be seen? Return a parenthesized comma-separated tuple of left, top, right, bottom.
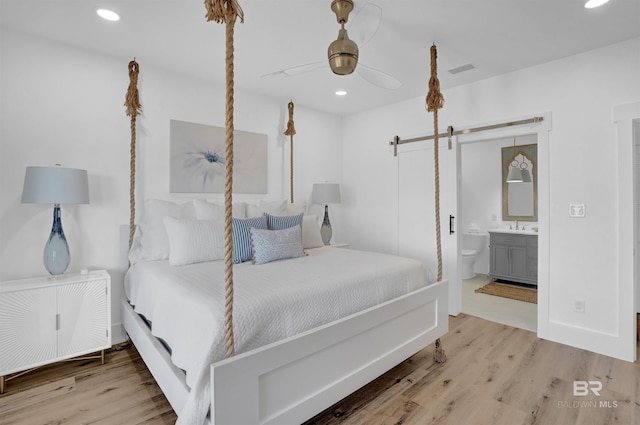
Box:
(462, 230, 488, 280)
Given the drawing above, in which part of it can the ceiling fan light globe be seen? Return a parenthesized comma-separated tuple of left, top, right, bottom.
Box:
(328, 29, 359, 75)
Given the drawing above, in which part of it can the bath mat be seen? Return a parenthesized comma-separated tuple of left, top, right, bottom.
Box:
(475, 282, 537, 304)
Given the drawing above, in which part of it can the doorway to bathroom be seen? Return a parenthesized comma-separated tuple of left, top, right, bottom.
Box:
(458, 133, 538, 332)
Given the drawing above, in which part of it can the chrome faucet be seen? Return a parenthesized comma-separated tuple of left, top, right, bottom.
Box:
(515, 220, 519, 230)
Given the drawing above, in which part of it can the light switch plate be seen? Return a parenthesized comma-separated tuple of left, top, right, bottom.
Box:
(569, 204, 586, 217)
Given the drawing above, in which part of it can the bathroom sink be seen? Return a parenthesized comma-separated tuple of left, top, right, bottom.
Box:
(488, 228, 538, 235)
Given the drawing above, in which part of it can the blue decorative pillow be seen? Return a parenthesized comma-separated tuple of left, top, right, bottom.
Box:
(232, 216, 268, 263)
(250, 225, 305, 265)
(264, 212, 304, 230)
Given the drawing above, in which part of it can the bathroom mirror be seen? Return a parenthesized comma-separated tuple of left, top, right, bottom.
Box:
(502, 143, 537, 221)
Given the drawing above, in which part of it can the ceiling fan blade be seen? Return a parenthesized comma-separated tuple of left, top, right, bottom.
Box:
(356, 63, 402, 90)
(349, 3, 382, 48)
(261, 62, 325, 78)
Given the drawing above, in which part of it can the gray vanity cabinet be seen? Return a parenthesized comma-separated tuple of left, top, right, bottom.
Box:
(489, 232, 538, 286)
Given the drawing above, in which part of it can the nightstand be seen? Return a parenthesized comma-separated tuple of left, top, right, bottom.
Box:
(0, 270, 111, 393)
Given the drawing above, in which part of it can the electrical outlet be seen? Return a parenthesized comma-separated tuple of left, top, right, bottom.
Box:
(569, 204, 586, 217)
(573, 298, 585, 313)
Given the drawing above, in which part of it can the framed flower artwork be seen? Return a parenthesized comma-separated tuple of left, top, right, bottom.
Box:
(169, 119, 268, 193)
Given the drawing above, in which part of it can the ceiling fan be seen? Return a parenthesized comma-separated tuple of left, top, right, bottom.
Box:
(262, 0, 401, 90)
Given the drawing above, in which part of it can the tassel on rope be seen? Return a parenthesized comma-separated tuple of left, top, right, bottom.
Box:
(426, 44, 447, 364)
(206, 0, 243, 359)
(284, 101, 296, 203)
(124, 59, 142, 254)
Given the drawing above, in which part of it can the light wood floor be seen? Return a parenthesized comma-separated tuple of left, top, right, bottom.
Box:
(1, 314, 638, 425)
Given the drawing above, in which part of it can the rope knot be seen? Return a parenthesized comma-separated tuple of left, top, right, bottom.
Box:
(124, 60, 142, 117)
(204, 0, 244, 24)
(284, 101, 296, 136)
(426, 44, 444, 113)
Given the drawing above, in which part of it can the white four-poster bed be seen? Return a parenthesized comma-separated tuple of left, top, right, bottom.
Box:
(120, 1, 449, 424)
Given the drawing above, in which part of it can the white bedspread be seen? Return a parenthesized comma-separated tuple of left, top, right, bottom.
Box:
(125, 246, 434, 425)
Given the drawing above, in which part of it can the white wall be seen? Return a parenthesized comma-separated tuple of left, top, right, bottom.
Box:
(0, 29, 343, 342)
(343, 37, 640, 359)
(2, 27, 639, 359)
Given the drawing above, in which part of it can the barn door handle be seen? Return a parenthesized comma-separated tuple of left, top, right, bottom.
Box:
(449, 215, 455, 235)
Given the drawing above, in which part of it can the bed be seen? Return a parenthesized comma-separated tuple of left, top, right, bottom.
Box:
(120, 202, 448, 424)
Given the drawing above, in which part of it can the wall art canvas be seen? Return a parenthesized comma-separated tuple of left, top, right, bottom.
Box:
(170, 119, 268, 193)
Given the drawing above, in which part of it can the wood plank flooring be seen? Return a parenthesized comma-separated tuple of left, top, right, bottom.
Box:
(1, 314, 638, 425)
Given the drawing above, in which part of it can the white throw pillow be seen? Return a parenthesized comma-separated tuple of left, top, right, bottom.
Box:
(286, 201, 307, 215)
(301, 215, 324, 249)
(193, 199, 247, 220)
(246, 199, 287, 218)
(133, 199, 196, 262)
(163, 217, 225, 266)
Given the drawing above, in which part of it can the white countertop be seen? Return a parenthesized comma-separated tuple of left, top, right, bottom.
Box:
(488, 228, 539, 235)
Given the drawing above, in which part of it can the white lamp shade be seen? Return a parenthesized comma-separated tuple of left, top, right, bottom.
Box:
(311, 183, 341, 204)
(22, 166, 90, 204)
(506, 166, 523, 183)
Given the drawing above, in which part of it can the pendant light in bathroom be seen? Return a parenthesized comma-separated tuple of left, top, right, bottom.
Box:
(520, 164, 532, 182)
(506, 138, 524, 183)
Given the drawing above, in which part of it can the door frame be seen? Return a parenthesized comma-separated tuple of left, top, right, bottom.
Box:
(615, 101, 640, 361)
(454, 112, 552, 336)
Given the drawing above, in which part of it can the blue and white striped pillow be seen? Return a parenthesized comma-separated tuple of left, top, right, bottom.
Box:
(232, 215, 268, 263)
(264, 212, 304, 230)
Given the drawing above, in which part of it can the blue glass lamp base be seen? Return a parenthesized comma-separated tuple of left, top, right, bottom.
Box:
(44, 205, 70, 275)
(320, 204, 333, 245)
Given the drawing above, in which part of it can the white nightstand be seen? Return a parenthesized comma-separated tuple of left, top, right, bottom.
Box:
(0, 270, 111, 393)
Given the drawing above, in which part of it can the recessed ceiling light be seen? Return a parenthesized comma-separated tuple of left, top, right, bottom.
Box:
(335, 90, 347, 96)
(584, 0, 610, 8)
(96, 9, 120, 21)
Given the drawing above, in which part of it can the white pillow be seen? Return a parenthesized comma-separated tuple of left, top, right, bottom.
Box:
(163, 217, 224, 266)
(246, 199, 287, 218)
(286, 201, 307, 215)
(193, 199, 247, 220)
(132, 199, 196, 262)
(301, 215, 324, 249)
(250, 225, 305, 265)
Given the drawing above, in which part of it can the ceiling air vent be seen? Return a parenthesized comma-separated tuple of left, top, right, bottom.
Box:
(448, 63, 476, 75)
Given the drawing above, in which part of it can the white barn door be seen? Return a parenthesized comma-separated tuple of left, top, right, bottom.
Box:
(398, 138, 460, 315)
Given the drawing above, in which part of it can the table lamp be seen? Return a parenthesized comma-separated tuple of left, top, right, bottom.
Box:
(311, 183, 341, 245)
(21, 165, 90, 275)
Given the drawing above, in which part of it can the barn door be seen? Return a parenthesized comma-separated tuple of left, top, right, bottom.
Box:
(398, 138, 460, 315)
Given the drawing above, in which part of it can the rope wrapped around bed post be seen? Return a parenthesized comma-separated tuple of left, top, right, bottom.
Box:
(124, 59, 142, 253)
(426, 43, 447, 364)
(205, 0, 244, 359)
(284, 101, 296, 203)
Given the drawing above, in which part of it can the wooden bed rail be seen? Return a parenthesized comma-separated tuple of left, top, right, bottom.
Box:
(210, 280, 448, 425)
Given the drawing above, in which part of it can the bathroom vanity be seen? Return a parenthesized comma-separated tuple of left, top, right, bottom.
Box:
(488, 229, 538, 286)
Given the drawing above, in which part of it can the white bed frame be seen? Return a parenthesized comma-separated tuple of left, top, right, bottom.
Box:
(120, 230, 449, 424)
